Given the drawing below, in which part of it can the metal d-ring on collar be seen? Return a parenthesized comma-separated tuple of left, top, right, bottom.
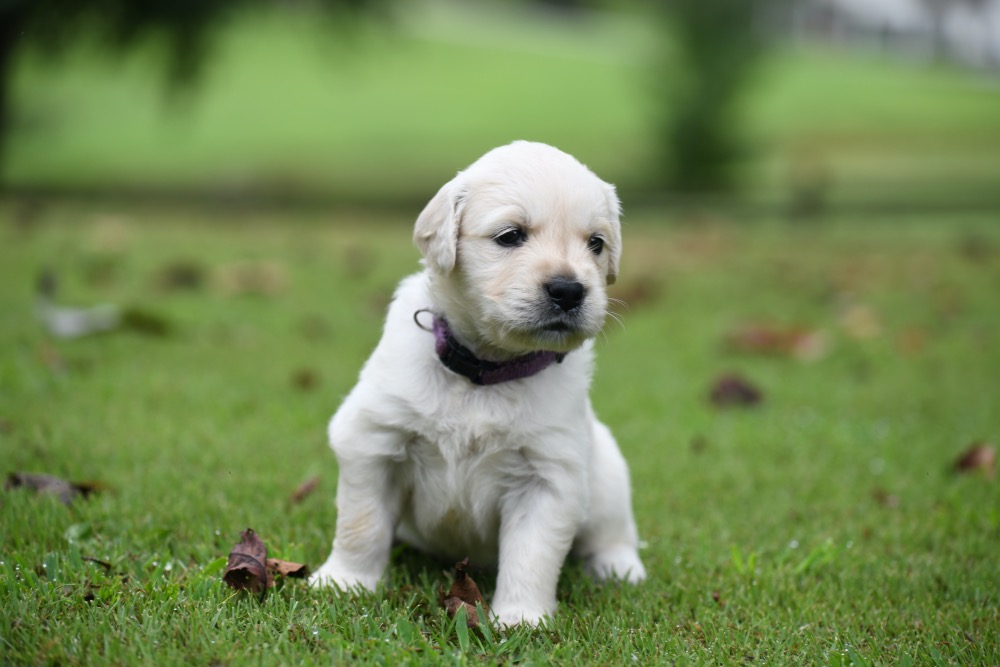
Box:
(413, 309, 564, 386)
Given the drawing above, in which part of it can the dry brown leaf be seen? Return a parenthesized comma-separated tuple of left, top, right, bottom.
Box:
(289, 476, 320, 505)
(223, 528, 270, 599)
(291, 369, 321, 392)
(609, 274, 663, 310)
(120, 307, 173, 337)
(953, 443, 996, 479)
(709, 374, 763, 408)
(725, 324, 828, 362)
(156, 260, 206, 292)
(5, 472, 105, 505)
(222, 529, 310, 601)
(712, 590, 726, 608)
(443, 596, 480, 624)
(266, 558, 310, 580)
(872, 487, 901, 508)
(896, 328, 928, 357)
(214, 261, 288, 297)
(442, 557, 489, 628)
(82, 557, 113, 573)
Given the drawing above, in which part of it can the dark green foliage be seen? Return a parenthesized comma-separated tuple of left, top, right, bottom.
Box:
(0, 0, 376, 165)
(657, 0, 777, 193)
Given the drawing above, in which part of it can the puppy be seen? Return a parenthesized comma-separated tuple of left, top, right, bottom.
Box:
(311, 141, 645, 627)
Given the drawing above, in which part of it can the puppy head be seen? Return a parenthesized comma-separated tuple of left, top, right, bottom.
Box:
(414, 141, 622, 356)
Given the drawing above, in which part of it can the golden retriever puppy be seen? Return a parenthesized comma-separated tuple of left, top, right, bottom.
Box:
(311, 141, 645, 627)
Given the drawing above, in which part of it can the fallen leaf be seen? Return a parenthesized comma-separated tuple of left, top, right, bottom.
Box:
(442, 557, 489, 628)
(896, 328, 927, 357)
(709, 374, 763, 408)
(83, 557, 113, 573)
(609, 274, 663, 310)
(223, 528, 270, 599)
(214, 261, 288, 297)
(5, 472, 104, 505)
(222, 529, 310, 600)
(444, 596, 480, 625)
(156, 260, 206, 291)
(957, 234, 994, 263)
(120, 307, 173, 337)
(266, 558, 310, 580)
(953, 443, 996, 479)
(291, 368, 320, 391)
(872, 487, 900, 508)
(725, 324, 828, 362)
(289, 476, 320, 505)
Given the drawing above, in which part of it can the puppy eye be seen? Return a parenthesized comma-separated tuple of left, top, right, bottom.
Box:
(495, 229, 527, 248)
(588, 235, 605, 256)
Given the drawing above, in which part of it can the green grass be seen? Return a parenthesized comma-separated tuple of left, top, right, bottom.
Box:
(2, 202, 998, 664)
(6, 3, 1000, 208)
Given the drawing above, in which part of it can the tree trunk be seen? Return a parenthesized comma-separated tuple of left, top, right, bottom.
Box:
(0, 6, 27, 181)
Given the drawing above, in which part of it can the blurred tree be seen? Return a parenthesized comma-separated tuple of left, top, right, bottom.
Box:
(0, 0, 376, 173)
(656, 0, 778, 194)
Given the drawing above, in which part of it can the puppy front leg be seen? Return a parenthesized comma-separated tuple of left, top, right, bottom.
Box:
(311, 425, 403, 592)
(492, 484, 582, 627)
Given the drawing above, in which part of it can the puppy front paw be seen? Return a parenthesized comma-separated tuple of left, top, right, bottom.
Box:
(309, 562, 380, 593)
(491, 603, 550, 629)
(586, 545, 646, 584)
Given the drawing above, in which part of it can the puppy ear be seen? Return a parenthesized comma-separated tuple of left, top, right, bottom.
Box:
(413, 180, 464, 274)
(603, 183, 623, 286)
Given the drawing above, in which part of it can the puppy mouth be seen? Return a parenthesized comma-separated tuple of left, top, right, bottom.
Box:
(541, 320, 574, 333)
(526, 311, 596, 345)
(490, 293, 605, 352)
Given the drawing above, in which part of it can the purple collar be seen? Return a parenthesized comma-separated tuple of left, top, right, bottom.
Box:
(426, 314, 565, 386)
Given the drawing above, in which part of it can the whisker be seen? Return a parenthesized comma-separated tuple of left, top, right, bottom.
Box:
(607, 296, 631, 312)
(605, 307, 627, 334)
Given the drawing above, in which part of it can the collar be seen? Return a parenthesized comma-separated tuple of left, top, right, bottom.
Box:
(426, 314, 565, 386)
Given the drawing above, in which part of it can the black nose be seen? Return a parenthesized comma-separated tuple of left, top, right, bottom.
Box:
(545, 278, 586, 312)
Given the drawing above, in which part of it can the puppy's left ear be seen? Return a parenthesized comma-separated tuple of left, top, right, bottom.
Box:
(413, 179, 464, 275)
(603, 183, 623, 286)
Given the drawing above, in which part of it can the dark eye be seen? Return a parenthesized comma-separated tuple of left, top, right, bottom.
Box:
(495, 228, 526, 248)
(588, 235, 605, 256)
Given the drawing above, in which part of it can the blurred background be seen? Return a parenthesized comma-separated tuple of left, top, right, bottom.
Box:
(3, 0, 999, 215)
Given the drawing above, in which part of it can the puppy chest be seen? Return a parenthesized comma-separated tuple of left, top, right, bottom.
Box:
(395, 436, 529, 558)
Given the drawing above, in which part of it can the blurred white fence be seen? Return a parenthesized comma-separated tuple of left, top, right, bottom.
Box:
(781, 0, 1000, 69)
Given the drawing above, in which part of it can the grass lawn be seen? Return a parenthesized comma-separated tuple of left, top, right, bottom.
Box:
(1, 201, 998, 664)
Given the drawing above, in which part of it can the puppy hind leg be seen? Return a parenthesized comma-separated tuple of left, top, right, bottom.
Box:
(577, 420, 646, 584)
